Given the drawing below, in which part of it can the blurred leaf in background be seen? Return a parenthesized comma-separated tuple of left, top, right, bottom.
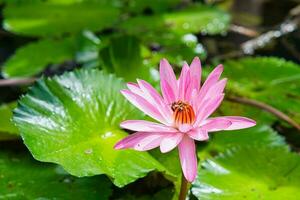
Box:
(0, 148, 112, 199)
(2, 38, 76, 77)
(0, 102, 18, 134)
(223, 57, 300, 124)
(99, 35, 153, 82)
(3, 1, 120, 37)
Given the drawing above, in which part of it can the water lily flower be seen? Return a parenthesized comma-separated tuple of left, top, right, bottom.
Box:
(114, 57, 256, 182)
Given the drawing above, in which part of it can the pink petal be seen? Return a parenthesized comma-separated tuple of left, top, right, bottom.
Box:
(160, 59, 178, 103)
(127, 82, 144, 96)
(137, 79, 172, 123)
(121, 90, 166, 124)
(187, 128, 209, 141)
(204, 78, 227, 100)
(190, 89, 198, 110)
(194, 94, 225, 126)
(178, 62, 190, 100)
(114, 132, 166, 151)
(161, 81, 176, 105)
(205, 116, 256, 130)
(189, 57, 201, 91)
(178, 136, 197, 182)
(195, 79, 227, 113)
(178, 124, 193, 133)
(205, 64, 224, 86)
(195, 65, 223, 110)
(120, 120, 177, 132)
(200, 118, 232, 132)
(160, 132, 183, 153)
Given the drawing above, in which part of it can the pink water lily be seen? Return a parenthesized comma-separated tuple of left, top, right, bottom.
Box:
(114, 57, 256, 182)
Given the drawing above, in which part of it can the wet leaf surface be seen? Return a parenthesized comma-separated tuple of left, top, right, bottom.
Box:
(13, 69, 168, 187)
(193, 146, 300, 200)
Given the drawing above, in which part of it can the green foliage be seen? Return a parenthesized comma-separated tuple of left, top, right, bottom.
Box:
(164, 5, 230, 35)
(120, 188, 174, 200)
(192, 146, 300, 199)
(0, 102, 18, 134)
(218, 100, 276, 125)
(141, 33, 207, 69)
(0, 148, 112, 199)
(223, 57, 300, 124)
(13, 69, 167, 187)
(3, 1, 120, 37)
(2, 38, 76, 78)
(1, 3, 226, 79)
(121, 4, 230, 36)
(193, 124, 296, 199)
(198, 125, 288, 159)
(126, 0, 181, 14)
(150, 149, 181, 178)
(2, 0, 299, 198)
(99, 35, 152, 82)
(75, 30, 102, 67)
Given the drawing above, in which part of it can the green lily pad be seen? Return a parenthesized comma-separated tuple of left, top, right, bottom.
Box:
(192, 146, 300, 199)
(3, 1, 120, 37)
(164, 5, 230, 35)
(223, 57, 300, 124)
(2, 38, 76, 78)
(0, 147, 112, 199)
(121, 4, 230, 36)
(13, 69, 166, 187)
(198, 125, 288, 159)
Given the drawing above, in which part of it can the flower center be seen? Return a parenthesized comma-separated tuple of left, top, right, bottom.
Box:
(171, 100, 195, 126)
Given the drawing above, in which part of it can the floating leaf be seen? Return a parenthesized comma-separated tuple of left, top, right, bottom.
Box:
(192, 146, 300, 199)
(121, 4, 230, 36)
(198, 125, 288, 160)
(223, 57, 300, 124)
(2, 38, 76, 78)
(0, 148, 112, 199)
(13, 69, 167, 187)
(164, 5, 230, 35)
(121, 5, 225, 68)
(3, 1, 120, 37)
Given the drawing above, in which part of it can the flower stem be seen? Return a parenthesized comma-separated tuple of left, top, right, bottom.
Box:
(178, 173, 189, 200)
(0, 77, 36, 86)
